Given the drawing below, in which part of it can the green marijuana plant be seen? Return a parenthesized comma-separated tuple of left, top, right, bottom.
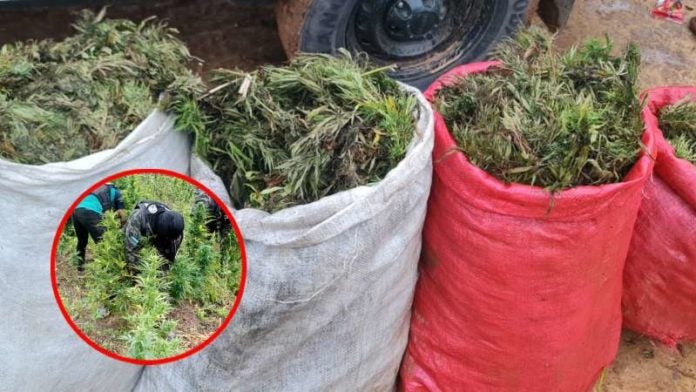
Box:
(114, 175, 141, 211)
(57, 228, 81, 268)
(193, 240, 226, 305)
(435, 27, 643, 191)
(84, 211, 128, 318)
(115, 174, 196, 213)
(170, 50, 418, 212)
(659, 99, 696, 164)
(170, 203, 239, 307)
(122, 247, 182, 360)
(168, 253, 199, 301)
(0, 9, 203, 164)
(670, 135, 696, 164)
(169, 203, 209, 301)
(220, 232, 242, 295)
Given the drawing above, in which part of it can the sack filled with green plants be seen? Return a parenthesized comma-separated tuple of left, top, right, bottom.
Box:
(623, 87, 696, 346)
(137, 51, 435, 391)
(0, 10, 195, 391)
(400, 28, 656, 391)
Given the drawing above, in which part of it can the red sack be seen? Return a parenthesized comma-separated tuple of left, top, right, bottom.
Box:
(622, 87, 696, 347)
(399, 63, 656, 392)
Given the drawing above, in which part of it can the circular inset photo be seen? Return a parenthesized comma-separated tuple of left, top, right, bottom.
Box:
(51, 169, 246, 364)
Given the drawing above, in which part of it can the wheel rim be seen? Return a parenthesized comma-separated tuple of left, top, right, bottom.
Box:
(346, 0, 496, 82)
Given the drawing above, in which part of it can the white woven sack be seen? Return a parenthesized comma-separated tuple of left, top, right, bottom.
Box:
(136, 84, 434, 392)
(0, 111, 191, 392)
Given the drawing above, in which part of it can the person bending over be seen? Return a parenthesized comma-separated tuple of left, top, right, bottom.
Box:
(193, 189, 231, 235)
(124, 201, 184, 270)
(72, 183, 125, 271)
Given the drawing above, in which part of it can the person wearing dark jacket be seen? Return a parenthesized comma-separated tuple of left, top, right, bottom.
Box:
(193, 189, 231, 235)
(72, 183, 125, 271)
(123, 201, 184, 270)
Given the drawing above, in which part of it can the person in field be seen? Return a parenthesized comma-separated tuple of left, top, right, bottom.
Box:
(193, 189, 231, 235)
(123, 201, 184, 269)
(72, 183, 126, 271)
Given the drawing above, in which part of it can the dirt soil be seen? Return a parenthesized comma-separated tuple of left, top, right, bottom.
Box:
(0, 0, 287, 73)
(7, 0, 696, 389)
(55, 251, 129, 354)
(555, 0, 696, 89)
(599, 331, 696, 392)
(169, 300, 223, 349)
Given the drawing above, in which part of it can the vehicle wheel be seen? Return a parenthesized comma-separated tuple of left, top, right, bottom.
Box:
(276, 0, 529, 90)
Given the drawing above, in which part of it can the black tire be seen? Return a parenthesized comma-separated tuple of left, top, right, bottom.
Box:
(295, 0, 528, 90)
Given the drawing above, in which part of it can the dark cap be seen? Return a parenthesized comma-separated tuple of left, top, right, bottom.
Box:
(157, 211, 184, 239)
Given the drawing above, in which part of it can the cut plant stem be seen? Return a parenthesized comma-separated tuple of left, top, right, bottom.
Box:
(435, 27, 644, 191)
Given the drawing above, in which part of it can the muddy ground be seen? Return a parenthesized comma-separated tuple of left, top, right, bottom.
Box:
(3, 0, 694, 390)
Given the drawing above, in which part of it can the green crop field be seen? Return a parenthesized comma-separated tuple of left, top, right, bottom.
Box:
(56, 174, 242, 360)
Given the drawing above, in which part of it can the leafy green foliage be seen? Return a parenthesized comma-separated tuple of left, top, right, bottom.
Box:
(57, 227, 80, 268)
(84, 211, 128, 318)
(0, 9, 202, 164)
(435, 27, 643, 191)
(114, 173, 195, 213)
(114, 175, 140, 211)
(169, 203, 207, 301)
(122, 247, 182, 359)
(169, 203, 240, 306)
(220, 231, 242, 296)
(659, 98, 696, 164)
(169, 50, 417, 212)
(168, 253, 198, 301)
(194, 238, 229, 305)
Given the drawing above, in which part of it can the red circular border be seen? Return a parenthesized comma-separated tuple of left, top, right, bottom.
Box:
(50, 168, 247, 366)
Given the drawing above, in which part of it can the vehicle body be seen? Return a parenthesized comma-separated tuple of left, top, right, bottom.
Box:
(0, 0, 575, 89)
